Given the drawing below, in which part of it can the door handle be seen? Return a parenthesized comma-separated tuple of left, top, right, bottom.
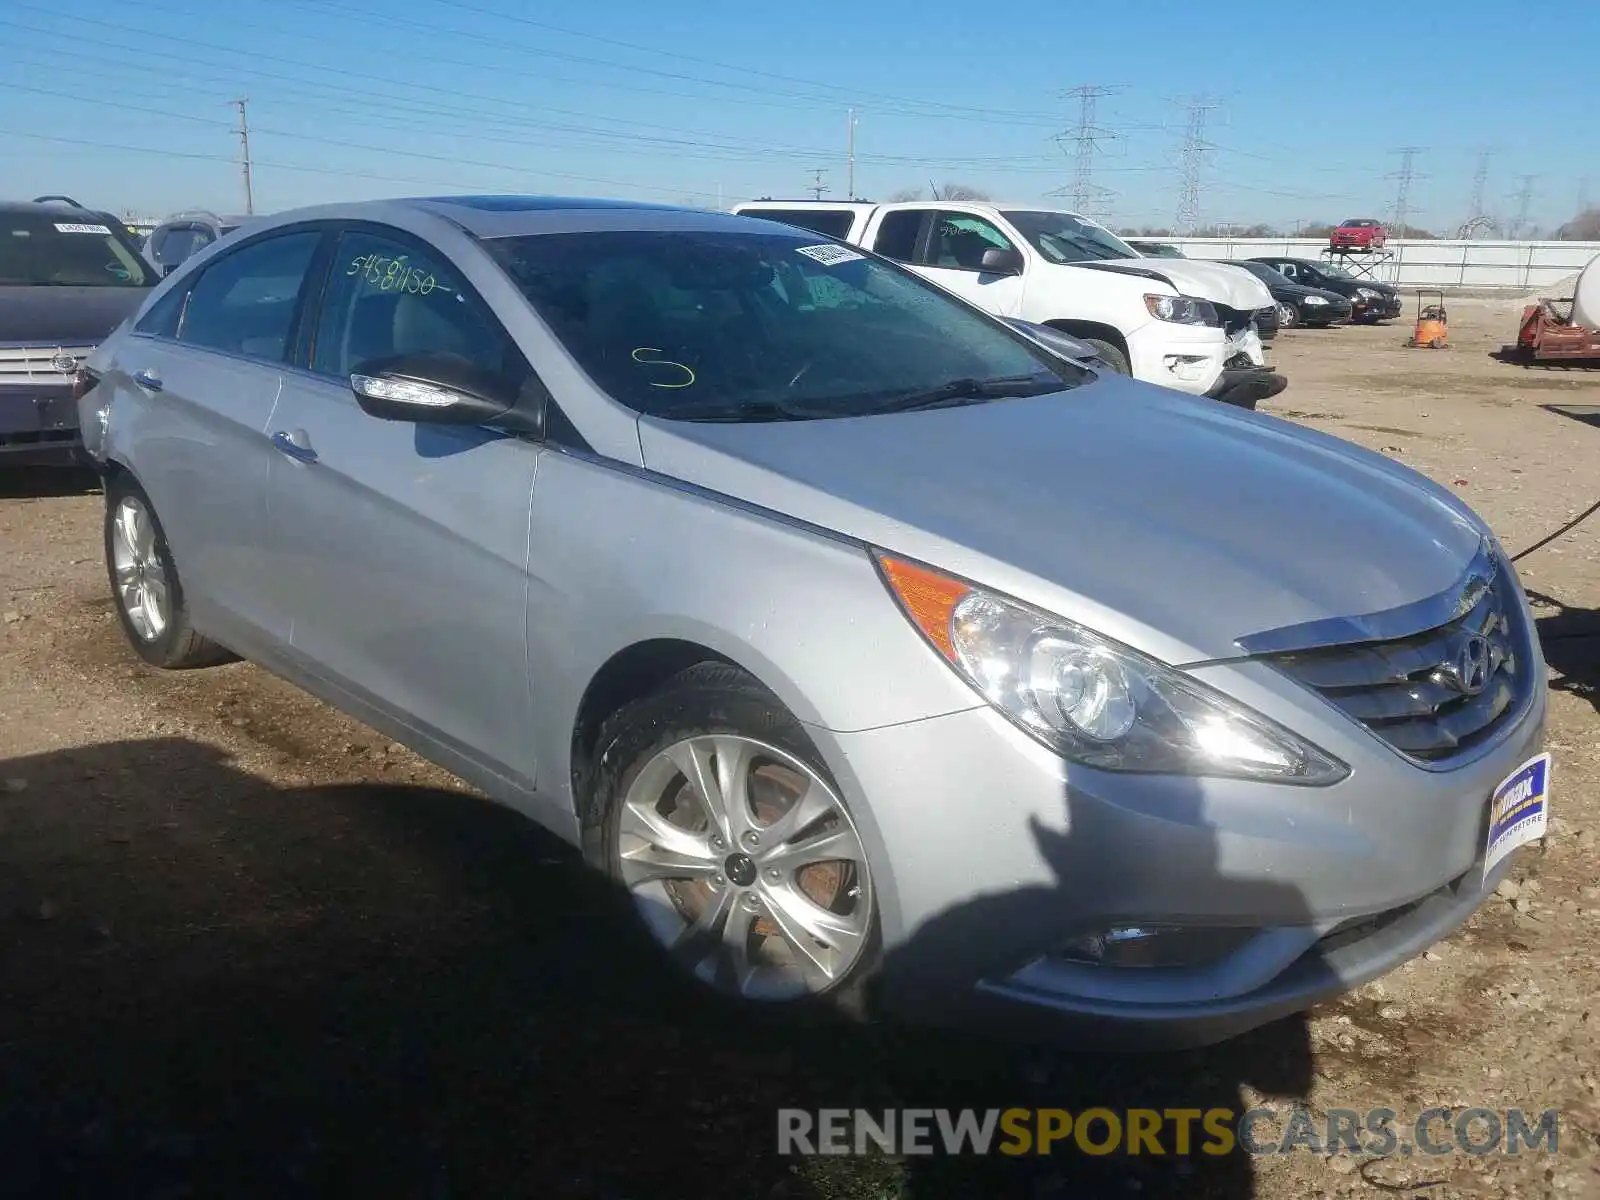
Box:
(132, 369, 163, 392)
(270, 429, 319, 464)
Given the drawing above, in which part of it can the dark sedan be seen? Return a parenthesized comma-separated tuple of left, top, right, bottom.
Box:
(1234, 261, 1352, 329)
(1246, 257, 1402, 324)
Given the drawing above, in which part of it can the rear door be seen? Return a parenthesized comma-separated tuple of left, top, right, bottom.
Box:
(261, 224, 539, 789)
(871, 208, 1026, 317)
(118, 227, 325, 648)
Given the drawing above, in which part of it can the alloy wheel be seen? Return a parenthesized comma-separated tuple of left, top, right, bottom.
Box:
(618, 734, 873, 1000)
(109, 496, 169, 641)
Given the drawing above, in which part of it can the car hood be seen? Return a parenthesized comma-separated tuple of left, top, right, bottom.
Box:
(636, 379, 1485, 665)
(1269, 277, 1345, 302)
(1066, 257, 1273, 311)
(0, 286, 151, 344)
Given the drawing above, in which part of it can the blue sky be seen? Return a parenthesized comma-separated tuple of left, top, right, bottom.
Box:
(3, 0, 1596, 233)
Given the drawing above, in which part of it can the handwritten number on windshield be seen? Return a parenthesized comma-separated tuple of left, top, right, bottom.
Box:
(632, 347, 695, 388)
(347, 253, 438, 295)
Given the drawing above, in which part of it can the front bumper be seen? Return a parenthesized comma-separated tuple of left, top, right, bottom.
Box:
(1353, 294, 1403, 322)
(1205, 364, 1287, 410)
(1298, 301, 1352, 324)
(0, 383, 83, 466)
(814, 658, 1546, 1049)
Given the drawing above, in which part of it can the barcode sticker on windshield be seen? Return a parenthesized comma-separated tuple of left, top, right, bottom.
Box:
(795, 243, 863, 266)
(54, 223, 111, 234)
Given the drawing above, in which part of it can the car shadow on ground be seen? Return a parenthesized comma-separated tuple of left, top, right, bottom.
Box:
(0, 464, 101, 500)
(1528, 588, 1600, 715)
(0, 737, 1312, 1198)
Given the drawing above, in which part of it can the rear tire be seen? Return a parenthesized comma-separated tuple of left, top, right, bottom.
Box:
(1080, 339, 1131, 375)
(103, 475, 236, 670)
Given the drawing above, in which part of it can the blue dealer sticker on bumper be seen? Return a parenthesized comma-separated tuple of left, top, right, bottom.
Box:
(1484, 753, 1551, 879)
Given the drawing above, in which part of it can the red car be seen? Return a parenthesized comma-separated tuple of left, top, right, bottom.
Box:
(1330, 218, 1387, 251)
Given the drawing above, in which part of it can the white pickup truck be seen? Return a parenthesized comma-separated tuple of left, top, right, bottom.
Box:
(732, 200, 1285, 408)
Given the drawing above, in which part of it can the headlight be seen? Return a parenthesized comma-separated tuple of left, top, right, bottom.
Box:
(1356, 287, 1382, 299)
(1143, 293, 1220, 327)
(1302, 295, 1329, 306)
(876, 555, 1349, 784)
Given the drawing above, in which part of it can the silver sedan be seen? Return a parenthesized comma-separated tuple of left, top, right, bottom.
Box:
(79, 196, 1549, 1047)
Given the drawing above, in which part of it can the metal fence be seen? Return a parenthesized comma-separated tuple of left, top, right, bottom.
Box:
(1157, 238, 1600, 292)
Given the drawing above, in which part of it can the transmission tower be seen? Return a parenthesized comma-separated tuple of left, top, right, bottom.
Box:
(1175, 96, 1220, 234)
(1510, 175, 1536, 238)
(1579, 177, 1592, 213)
(1049, 85, 1122, 215)
(1467, 147, 1494, 233)
(1386, 147, 1425, 237)
(808, 168, 829, 201)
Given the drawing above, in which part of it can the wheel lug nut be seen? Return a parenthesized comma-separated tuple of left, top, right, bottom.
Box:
(711, 874, 725, 887)
(766, 868, 781, 882)
(742, 831, 759, 848)
(742, 894, 761, 912)
(710, 836, 725, 850)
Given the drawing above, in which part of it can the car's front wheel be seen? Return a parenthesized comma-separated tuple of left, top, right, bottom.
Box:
(585, 663, 879, 1007)
(1278, 302, 1298, 329)
(103, 475, 236, 669)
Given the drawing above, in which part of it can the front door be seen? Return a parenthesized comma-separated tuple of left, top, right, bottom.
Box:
(910, 210, 1027, 317)
(261, 226, 540, 790)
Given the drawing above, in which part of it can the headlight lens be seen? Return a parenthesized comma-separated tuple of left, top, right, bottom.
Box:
(1143, 293, 1220, 326)
(1303, 294, 1329, 305)
(1356, 287, 1382, 299)
(877, 555, 1348, 784)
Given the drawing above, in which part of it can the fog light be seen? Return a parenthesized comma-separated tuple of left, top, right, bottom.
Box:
(1161, 354, 1209, 382)
(1057, 924, 1256, 968)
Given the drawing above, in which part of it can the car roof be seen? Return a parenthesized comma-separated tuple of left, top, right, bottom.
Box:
(1, 198, 119, 220)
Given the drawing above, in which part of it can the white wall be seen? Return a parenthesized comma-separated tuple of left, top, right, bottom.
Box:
(1158, 238, 1600, 292)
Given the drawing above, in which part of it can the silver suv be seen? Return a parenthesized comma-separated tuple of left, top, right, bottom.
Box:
(79, 196, 1550, 1047)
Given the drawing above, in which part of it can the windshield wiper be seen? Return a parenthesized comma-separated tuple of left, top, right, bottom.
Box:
(871, 373, 1062, 414)
(659, 397, 837, 423)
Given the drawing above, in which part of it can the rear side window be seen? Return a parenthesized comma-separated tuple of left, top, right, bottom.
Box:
(872, 211, 924, 263)
(741, 209, 855, 239)
(0, 212, 153, 287)
(179, 231, 321, 361)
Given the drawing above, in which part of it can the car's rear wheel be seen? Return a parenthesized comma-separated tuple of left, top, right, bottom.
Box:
(585, 663, 879, 1008)
(103, 476, 235, 669)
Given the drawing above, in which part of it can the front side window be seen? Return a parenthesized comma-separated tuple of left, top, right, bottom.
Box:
(179, 231, 320, 360)
(488, 229, 1080, 422)
(0, 211, 153, 287)
(927, 212, 1016, 271)
(1002, 210, 1137, 264)
(311, 230, 526, 385)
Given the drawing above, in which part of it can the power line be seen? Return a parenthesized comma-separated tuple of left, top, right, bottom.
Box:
(230, 97, 254, 215)
(1050, 85, 1122, 215)
(1386, 146, 1426, 235)
(1175, 95, 1220, 234)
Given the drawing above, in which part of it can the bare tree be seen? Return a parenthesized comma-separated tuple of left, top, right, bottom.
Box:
(887, 188, 925, 202)
(933, 183, 991, 201)
(1557, 208, 1600, 240)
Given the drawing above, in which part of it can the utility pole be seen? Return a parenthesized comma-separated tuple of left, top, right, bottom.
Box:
(230, 98, 254, 216)
(1579, 177, 1591, 213)
(846, 108, 857, 200)
(1386, 146, 1425, 237)
(1175, 95, 1219, 234)
(1050, 84, 1122, 216)
(1510, 175, 1536, 239)
(1467, 148, 1494, 234)
(808, 168, 829, 201)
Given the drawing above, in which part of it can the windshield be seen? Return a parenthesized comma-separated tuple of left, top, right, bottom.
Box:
(1135, 243, 1184, 258)
(1001, 210, 1138, 264)
(0, 212, 153, 287)
(489, 230, 1080, 421)
(1314, 261, 1353, 280)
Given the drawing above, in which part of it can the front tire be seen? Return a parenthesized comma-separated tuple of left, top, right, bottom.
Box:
(583, 663, 880, 1009)
(103, 475, 235, 669)
(1278, 303, 1299, 330)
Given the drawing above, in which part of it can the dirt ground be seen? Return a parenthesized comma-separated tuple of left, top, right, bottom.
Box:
(1, 301, 1597, 1199)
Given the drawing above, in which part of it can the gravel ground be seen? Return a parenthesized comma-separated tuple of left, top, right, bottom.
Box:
(1, 303, 1597, 1199)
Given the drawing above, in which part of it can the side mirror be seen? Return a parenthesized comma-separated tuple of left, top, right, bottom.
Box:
(350, 353, 537, 432)
(979, 247, 1024, 276)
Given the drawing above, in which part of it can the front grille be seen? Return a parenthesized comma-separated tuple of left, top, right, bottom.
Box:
(1268, 568, 1528, 762)
(1255, 304, 1278, 329)
(0, 344, 93, 383)
(1215, 304, 1255, 336)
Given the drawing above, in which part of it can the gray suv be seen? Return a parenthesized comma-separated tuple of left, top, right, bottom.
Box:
(78, 196, 1549, 1047)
